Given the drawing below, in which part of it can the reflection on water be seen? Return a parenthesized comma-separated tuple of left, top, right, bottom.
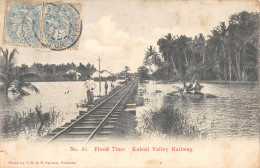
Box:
(0, 81, 119, 139)
(137, 81, 259, 140)
(1, 80, 258, 140)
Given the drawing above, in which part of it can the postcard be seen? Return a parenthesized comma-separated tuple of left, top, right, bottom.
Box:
(0, 0, 259, 167)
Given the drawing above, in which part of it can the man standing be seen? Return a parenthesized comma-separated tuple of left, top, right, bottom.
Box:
(84, 75, 96, 105)
(105, 81, 108, 95)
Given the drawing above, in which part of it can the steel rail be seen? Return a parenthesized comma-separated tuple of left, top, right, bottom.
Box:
(84, 81, 135, 145)
(42, 82, 133, 146)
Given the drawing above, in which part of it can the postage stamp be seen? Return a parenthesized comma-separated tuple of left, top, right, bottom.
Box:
(40, 3, 82, 51)
(3, 0, 82, 50)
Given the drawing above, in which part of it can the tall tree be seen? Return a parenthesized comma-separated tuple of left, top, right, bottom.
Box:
(0, 47, 39, 97)
(144, 45, 162, 67)
(124, 66, 130, 78)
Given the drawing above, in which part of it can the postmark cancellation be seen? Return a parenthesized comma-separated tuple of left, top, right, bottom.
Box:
(2, 0, 82, 51)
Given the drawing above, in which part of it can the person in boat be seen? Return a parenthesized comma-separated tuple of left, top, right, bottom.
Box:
(193, 80, 203, 94)
(179, 81, 187, 94)
(183, 82, 187, 89)
(185, 81, 194, 93)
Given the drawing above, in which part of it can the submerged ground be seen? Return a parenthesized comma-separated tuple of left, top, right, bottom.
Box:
(0, 80, 258, 141)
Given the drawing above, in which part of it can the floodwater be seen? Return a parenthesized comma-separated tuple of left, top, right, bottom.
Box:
(0, 81, 120, 137)
(1, 80, 259, 140)
(136, 81, 259, 140)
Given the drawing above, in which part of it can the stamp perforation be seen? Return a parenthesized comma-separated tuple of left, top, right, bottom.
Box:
(2, 0, 82, 50)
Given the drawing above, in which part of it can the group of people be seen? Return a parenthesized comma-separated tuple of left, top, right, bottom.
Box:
(181, 80, 203, 94)
(84, 76, 115, 105)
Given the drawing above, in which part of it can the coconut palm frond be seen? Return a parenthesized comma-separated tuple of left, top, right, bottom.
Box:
(0, 47, 41, 97)
(0, 75, 6, 81)
(19, 82, 40, 94)
(16, 89, 30, 96)
(9, 88, 19, 95)
(9, 48, 18, 64)
(0, 83, 6, 91)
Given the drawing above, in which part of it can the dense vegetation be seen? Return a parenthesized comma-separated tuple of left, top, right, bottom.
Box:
(139, 105, 201, 139)
(0, 48, 40, 97)
(141, 11, 259, 82)
(0, 47, 96, 97)
(16, 62, 96, 82)
(2, 105, 63, 139)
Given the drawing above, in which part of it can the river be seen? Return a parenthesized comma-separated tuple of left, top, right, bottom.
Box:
(0, 81, 120, 139)
(0, 80, 259, 140)
(136, 81, 259, 140)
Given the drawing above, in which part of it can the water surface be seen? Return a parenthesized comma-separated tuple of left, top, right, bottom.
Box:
(136, 81, 259, 140)
(0, 81, 120, 133)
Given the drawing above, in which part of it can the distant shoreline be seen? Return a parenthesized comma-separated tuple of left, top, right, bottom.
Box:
(199, 80, 259, 85)
(27, 79, 123, 83)
(144, 79, 259, 85)
(27, 79, 259, 85)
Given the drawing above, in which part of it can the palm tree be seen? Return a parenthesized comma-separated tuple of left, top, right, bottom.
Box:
(138, 66, 149, 81)
(198, 34, 206, 63)
(165, 33, 178, 75)
(157, 33, 178, 76)
(0, 47, 16, 96)
(124, 66, 130, 78)
(10, 73, 40, 96)
(208, 22, 228, 80)
(176, 35, 192, 73)
(144, 45, 162, 67)
(0, 47, 40, 97)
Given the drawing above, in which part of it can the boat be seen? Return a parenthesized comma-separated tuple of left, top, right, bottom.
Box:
(166, 91, 217, 99)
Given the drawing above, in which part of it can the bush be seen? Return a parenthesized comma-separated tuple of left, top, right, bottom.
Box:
(1, 105, 63, 139)
(139, 105, 200, 139)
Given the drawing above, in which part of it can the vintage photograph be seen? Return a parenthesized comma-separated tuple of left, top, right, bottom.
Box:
(0, 0, 259, 167)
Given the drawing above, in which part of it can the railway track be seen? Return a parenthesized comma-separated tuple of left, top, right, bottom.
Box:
(42, 80, 137, 145)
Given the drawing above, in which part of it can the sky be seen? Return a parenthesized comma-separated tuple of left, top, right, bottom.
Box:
(0, 0, 259, 73)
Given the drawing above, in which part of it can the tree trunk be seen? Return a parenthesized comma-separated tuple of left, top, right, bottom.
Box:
(224, 63, 226, 80)
(194, 72, 198, 81)
(5, 82, 10, 97)
(5, 87, 8, 96)
(229, 50, 232, 81)
(235, 49, 241, 81)
(191, 50, 195, 63)
(202, 46, 205, 62)
(229, 52, 239, 81)
(223, 45, 227, 80)
(178, 49, 182, 78)
(167, 52, 170, 76)
(242, 62, 247, 81)
(184, 50, 188, 65)
(170, 55, 177, 75)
